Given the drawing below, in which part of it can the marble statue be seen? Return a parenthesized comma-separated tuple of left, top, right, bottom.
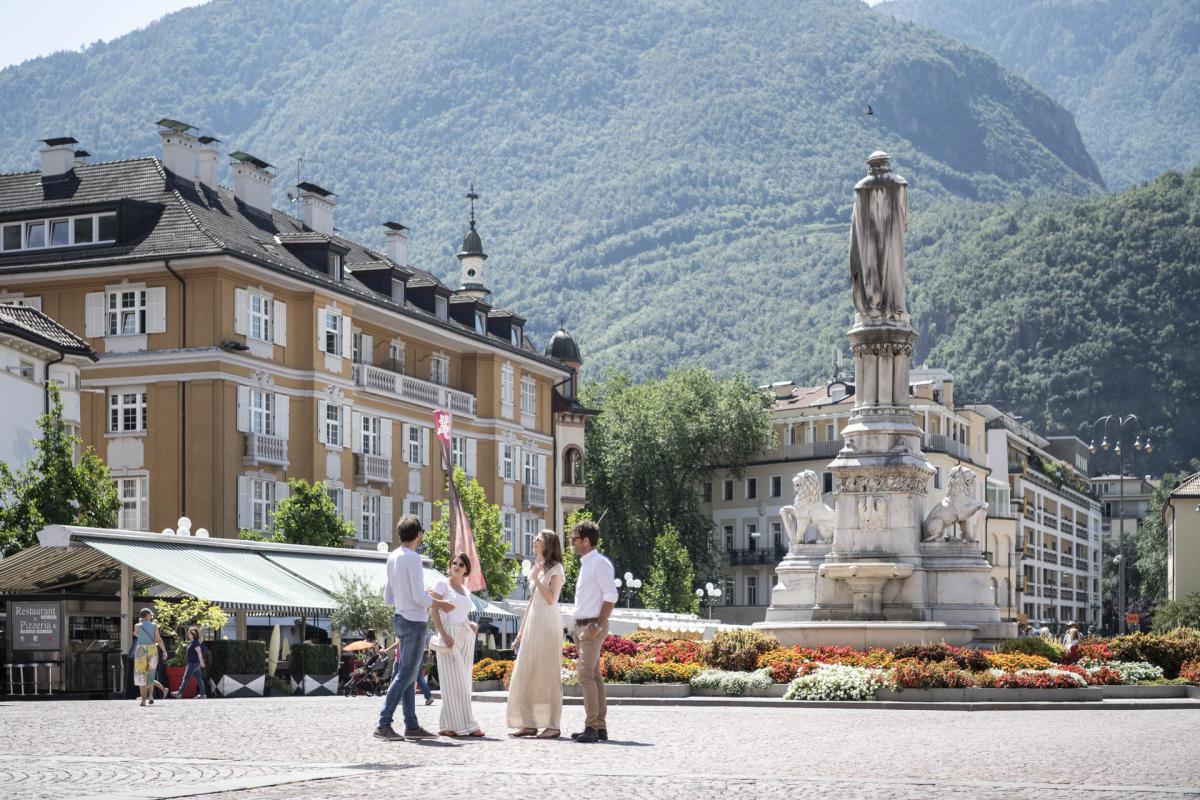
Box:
(780, 470, 836, 546)
(921, 465, 988, 542)
(849, 151, 909, 321)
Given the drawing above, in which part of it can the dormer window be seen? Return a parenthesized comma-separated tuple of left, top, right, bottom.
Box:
(435, 296, 448, 320)
(327, 252, 342, 280)
(391, 278, 405, 304)
(475, 312, 486, 334)
(511, 325, 522, 346)
(1, 212, 116, 252)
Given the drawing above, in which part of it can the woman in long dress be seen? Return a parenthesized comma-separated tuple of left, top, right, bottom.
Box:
(507, 529, 565, 738)
(430, 553, 484, 737)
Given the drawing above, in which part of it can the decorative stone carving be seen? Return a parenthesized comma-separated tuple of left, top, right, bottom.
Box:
(921, 465, 988, 542)
(251, 368, 275, 387)
(779, 470, 836, 546)
(857, 495, 887, 530)
(835, 473, 928, 495)
(849, 151, 909, 321)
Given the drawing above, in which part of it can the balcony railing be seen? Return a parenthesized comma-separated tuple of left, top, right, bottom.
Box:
(924, 433, 971, 462)
(355, 453, 392, 484)
(1060, 555, 1074, 568)
(758, 439, 844, 463)
(353, 364, 477, 417)
(728, 547, 787, 566)
(244, 433, 288, 466)
(524, 484, 547, 509)
(1043, 552, 1059, 564)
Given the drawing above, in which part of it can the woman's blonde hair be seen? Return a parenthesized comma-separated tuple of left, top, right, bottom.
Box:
(537, 529, 563, 568)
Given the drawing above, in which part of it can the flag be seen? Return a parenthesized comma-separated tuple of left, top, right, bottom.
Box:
(433, 409, 486, 593)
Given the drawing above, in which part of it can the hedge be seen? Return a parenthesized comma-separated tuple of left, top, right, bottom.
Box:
(289, 643, 340, 676)
(209, 640, 266, 680)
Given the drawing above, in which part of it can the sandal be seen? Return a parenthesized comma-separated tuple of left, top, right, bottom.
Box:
(439, 730, 458, 737)
(536, 729, 560, 739)
(508, 728, 538, 737)
(468, 730, 485, 737)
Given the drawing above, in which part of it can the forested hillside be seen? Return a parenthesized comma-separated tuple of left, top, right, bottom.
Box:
(0, 0, 1101, 385)
(878, 0, 1200, 189)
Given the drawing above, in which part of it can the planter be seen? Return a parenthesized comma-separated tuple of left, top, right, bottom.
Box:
(216, 673, 265, 698)
(472, 680, 501, 692)
(692, 685, 784, 698)
(165, 666, 201, 698)
(293, 673, 339, 696)
(876, 687, 1102, 702)
(1099, 685, 1189, 699)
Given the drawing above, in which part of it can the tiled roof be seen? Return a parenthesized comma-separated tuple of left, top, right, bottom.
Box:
(0, 159, 566, 371)
(773, 384, 843, 410)
(1172, 472, 1200, 498)
(0, 305, 97, 359)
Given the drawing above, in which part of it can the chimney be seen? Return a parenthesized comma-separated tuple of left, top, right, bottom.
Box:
(73, 149, 91, 166)
(38, 137, 78, 178)
(296, 182, 336, 234)
(229, 151, 275, 216)
(156, 118, 200, 179)
(196, 136, 220, 187)
(383, 221, 409, 264)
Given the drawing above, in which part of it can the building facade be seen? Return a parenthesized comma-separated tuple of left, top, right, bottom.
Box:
(0, 125, 583, 553)
(1166, 473, 1200, 603)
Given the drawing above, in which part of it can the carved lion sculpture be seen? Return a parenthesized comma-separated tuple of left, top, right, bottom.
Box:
(922, 465, 988, 542)
(780, 470, 836, 546)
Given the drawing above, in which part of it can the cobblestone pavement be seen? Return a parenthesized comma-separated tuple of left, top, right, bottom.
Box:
(1, 696, 1198, 799)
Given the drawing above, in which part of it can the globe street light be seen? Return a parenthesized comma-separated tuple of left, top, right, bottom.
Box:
(695, 583, 723, 619)
(614, 572, 642, 608)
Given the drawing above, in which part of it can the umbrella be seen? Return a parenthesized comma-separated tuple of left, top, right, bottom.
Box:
(342, 640, 378, 653)
(267, 625, 281, 677)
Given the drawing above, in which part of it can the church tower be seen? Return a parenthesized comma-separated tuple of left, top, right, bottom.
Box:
(456, 184, 490, 299)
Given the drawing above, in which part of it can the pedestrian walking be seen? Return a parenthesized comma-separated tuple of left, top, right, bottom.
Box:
(175, 626, 208, 698)
(132, 609, 167, 707)
(430, 553, 484, 737)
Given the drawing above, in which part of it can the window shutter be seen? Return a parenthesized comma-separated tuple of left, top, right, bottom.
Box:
(513, 445, 522, 479)
(85, 292, 104, 338)
(422, 501, 432, 529)
(340, 488, 352, 523)
(498, 443, 506, 478)
(466, 438, 477, 477)
(340, 405, 351, 448)
(317, 400, 328, 445)
(351, 411, 364, 454)
(381, 419, 393, 460)
(352, 491, 364, 538)
(362, 334, 373, 365)
(234, 288, 249, 336)
(421, 427, 430, 466)
(237, 476, 250, 529)
(276, 480, 291, 503)
(537, 453, 546, 488)
(316, 308, 325, 352)
(275, 394, 289, 440)
(340, 315, 353, 359)
(402, 423, 414, 464)
(273, 300, 287, 346)
(146, 286, 167, 334)
(139, 476, 149, 531)
(380, 497, 394, 543)
(236, 385, 250, 433)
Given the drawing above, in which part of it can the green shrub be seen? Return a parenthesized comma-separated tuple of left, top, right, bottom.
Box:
(995, 637, 1063, 661)
(704, 629, 780, 672)
(289, 643, 339, 676)
(209, 640, 266, 679)
(1108, 629, 1200, 678)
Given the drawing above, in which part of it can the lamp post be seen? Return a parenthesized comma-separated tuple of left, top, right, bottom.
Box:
(1089, 414, 1150, 634)
(519, 559, 533, 600)
(614, 572, 642, 608)
(694, 582, 722, 619)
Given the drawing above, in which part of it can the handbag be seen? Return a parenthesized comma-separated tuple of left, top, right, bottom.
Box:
(428, 633, 451, 654)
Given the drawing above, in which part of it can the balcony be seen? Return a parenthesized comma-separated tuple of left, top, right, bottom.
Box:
(244, 433, 288, 467)
(1060, 555, 1074, 569)
(354, 453, 392, 485)
(524, 484, 547, 509)
(353, 364, 476, 417)
(924, 433, 971, 462)
(728, 547, 787, 566)
(561, 483, 587, 503)
(759, 439, 844, 463)
(1043, 552, 1059, 564)
(1043, 587, 1058, 599)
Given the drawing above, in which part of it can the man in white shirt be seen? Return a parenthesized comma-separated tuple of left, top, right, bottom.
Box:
(374, 514, 443, 741)
(569, 519, 618, 743)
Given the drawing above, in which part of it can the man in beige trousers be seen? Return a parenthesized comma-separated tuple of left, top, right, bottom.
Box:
(569, 520, 618, 743)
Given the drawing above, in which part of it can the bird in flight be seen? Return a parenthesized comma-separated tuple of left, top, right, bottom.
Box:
(866, 104, 874, 116)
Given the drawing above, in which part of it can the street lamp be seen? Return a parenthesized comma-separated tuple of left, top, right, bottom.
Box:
(614, 572, 642, 608)
(519, 559, 533, 600)
(695, 582, 723, 619)
(1089, 414, 1150, 634)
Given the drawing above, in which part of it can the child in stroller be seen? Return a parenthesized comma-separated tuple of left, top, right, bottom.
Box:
(343, 639, 396, 696)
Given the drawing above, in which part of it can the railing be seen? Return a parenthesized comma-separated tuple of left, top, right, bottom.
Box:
(758, 439, 844, 462)
(728, 547, 787, 566)
(355, 453, 392, 484)
(1043, 552, 1059, 564)
(924, 433, 971, 462)
(1060, 555, 1074, 568)
(354, 364, 477, 417)
(1043, 587, 1058, 599)
(244, 432, 288, 466)
(524, 484, 547, 508)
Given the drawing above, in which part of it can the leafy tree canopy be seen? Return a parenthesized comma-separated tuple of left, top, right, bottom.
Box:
(424, 466, 517, 600)
(642, 524, 700, 615)
(330, 571, 395, 640)
(272, 478, 355, 548)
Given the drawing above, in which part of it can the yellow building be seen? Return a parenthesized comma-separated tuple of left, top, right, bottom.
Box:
(1166, 472, 1200, 602)
(0, 126, 586, 553)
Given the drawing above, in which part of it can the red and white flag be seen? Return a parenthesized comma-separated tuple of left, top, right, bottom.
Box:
(434, 409, 486, 593)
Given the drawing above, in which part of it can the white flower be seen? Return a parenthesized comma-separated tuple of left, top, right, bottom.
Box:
(1079, 659, 1162, 684)
(785, 664, 889, 701)
(690, 668, 773, 696)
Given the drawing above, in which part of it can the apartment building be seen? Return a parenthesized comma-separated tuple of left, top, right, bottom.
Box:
(0, 123, 585, 552)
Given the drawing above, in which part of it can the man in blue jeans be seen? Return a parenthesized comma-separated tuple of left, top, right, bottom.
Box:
(375, 514, 452, 741)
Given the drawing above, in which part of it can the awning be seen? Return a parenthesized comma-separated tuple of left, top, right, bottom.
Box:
(82, 537, 336, 616)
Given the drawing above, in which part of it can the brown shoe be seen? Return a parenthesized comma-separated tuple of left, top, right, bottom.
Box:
(536, 728, 561, 739)
(508, 727, 538, 737)
(404, 727, 436, 739)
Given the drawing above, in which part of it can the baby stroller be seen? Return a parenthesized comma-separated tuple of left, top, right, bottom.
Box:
(343, 649, 390, 696)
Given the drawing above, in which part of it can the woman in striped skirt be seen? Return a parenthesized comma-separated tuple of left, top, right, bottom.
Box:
(430, 553, 484, 737)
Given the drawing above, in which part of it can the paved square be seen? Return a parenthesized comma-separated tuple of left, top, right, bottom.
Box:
(0, 696, 1197, 799)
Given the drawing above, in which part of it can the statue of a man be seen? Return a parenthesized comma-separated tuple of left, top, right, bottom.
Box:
(849, 151, 909, 320)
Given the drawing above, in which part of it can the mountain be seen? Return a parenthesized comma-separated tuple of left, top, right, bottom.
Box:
(878, 0, 1200, 190)
(903, 168, 1200, 475)
(0, 0, 1103, 387)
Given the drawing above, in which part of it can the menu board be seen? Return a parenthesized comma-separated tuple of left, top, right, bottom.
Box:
(11, 602, 62, 651)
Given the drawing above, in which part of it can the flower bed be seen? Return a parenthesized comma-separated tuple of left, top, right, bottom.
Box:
(690, 668, 773, 696)
(472, 658, 514, 683)
(785, 664, 890, 701)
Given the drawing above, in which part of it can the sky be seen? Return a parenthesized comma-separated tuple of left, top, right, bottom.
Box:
(0, 0, 209, 70)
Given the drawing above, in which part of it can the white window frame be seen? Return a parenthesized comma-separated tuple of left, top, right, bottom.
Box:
(502, 443, 516, 481)
(746, 477, 757, 500)
(324, 402, 343, 447)
(771, 521, 783, 550)
(474, 311, 486, 334)
(323, 310, 343, 356)
(0, 211, 116, 252)
(407, 425, 421, 465)
(451, 435, 465, 469)
(502, 510, 517, 552)
(249, 389, 274, 436)
(108, 389, 147, 433)
(523, 451, 538, 486)
(430, 354, 449, 386)
(523, 516, 538, 556)
(520, 375, 536, 417)
(115, 475, 148, 531)
(106, 288, 147, 336)
(770, 475, 782, 498)
(360, 413, 381, 456)
(746, 575, 758, 606)
(250, 478, 277, 532)
(510, 326, 522, 346)
(360, 493, 382, 542)
(248, 293, 274, 343)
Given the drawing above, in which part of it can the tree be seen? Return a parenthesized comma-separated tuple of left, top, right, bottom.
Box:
(1136, 475, 1180, 607)
(152, 596, 229, 641)
(272, 478, 355, 547)
(583, 368, 774, 582)
(423, 466, 517, 599)
(560, 508, 594, 604)
(330, 571, 395, 639)
(642, 524, 699, 614)
(1151, 593, 1200, 634)
(0, 383, 120, 555)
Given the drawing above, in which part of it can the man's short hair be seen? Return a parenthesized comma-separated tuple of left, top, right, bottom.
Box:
(573, 519, 600, 547)
(396, 514, 423, 543)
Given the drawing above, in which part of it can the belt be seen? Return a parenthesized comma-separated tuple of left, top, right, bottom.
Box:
(575, 617, 601, 627)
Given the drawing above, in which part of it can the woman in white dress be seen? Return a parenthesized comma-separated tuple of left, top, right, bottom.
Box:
(430, 553, 484, 737)
(507, 530, 566, 738)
